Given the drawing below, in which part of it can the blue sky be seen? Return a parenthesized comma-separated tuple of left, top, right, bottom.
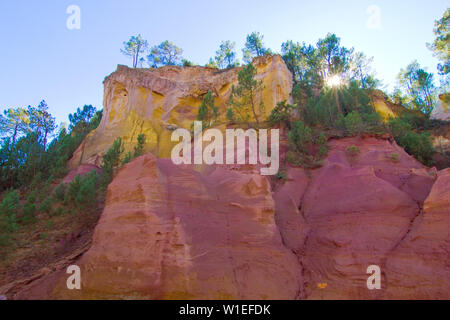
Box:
(0, 0, 448, 125)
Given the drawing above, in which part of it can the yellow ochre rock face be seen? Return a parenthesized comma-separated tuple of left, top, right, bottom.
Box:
(370, 90, 404, 120)
(69, 55, 293, 168)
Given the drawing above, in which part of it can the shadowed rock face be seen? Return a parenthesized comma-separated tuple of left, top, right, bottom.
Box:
(69, 55, 292, 168)
(44, 155, 302, 300)
(12, 136, 449, 300)
(275, 137, 448, 300)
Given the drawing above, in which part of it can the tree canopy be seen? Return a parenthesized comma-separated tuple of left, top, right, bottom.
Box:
(227, 63, 265, 126)
(396, 61, 437, 116)
(215, 41, 239, 69)
(242, 32, 271, 64)
(147, 41, 184, 67)
(121, 34, 148, 68)
(427, 8, 449, 76)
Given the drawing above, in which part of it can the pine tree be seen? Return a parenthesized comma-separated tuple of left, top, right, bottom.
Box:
(227, 63, 265, 126)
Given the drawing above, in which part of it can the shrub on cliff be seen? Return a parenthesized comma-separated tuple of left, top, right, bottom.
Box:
(0, 190, 20, 247)
(65, 171, 99, 211)
(196, 91, 219, 129)
(346, 145, 361, 157)
(227, 63, 265, 127)
(344, 111, 364, 136)
(53, 183, 67, 202)
(21, 193, 37, 224)
(287, 121, 328, 168)
(397, 131, 434, 166)
(121, 134, 147, 166)
(388, 118, 434, 165)
(100, 138, 124, 188)
(75, 171, 98, 210)
(268, 101, 295, 128)
(21, 201, 36, 224)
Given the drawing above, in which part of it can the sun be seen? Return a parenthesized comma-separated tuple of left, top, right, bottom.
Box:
(326, 75, 342, 88)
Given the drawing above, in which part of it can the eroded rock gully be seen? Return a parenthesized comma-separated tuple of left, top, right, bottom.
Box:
(274, 136, 448, 300)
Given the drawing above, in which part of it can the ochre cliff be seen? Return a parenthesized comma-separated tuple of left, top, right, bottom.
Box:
(69, 55, 292, 168)
(4, 57, 449, 300)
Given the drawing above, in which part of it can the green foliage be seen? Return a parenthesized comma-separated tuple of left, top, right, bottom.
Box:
(21, 201, 36, 224)
(121, 134, 147, 166)
(344, 111, 364, 136)
(346, 145, 361, 157)
(282, 41, 323, 89)
(75, 171, 98, 210)
(396, 60, 437, 116)
(268, 101, 295, 128)
(148, 41, 183, 67)
(53, 207, 64, 216)
(388, 153, 400, 163)
(287, 121, 328, 168)
(100, 138, 124, 188)
(276, 170, 287, 181)
(0, 190, 20, 247)
(38, 178, 52, 202)
(0, 107, 29, 144)
(295, 79, 384, 138)
(39, 197, 53, 216)
(65, 171, 99, 211)
(388, 118, 434, 165)
(226, 108, 235, 122)
(317, 33, 353, 77)
(65, 175, 82, 206)
(396, 131, 434, 166)
(205, 58, 218, 68)
(182, 59, 195, 67)
(134, 134, 146, 158)
(197, 91, 219, 128)
(69, 105, 96, 132)
(0, 102, 101, 192)
(215, 41, 239, 69)
(242, 32, 270, 63)
(388, 118, 413, 138)
(121, 34, 148, 68)
(427, 8, 449, 76)
(53, 183, 67, 202)
(46, 220, 54, 230)
(281, 34, 379, 93)
(227, 63, 265, 126)
(121, 151, 133, 166)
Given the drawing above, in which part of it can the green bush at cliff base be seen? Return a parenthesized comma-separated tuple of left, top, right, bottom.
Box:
(287, 121, 329, 168)
(388, 118, 434, 166)
(65, 170, 99, 211)
(0, 190, 20, 247)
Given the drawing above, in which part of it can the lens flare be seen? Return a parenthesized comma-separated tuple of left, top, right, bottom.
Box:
(326, 75, 342, 87)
